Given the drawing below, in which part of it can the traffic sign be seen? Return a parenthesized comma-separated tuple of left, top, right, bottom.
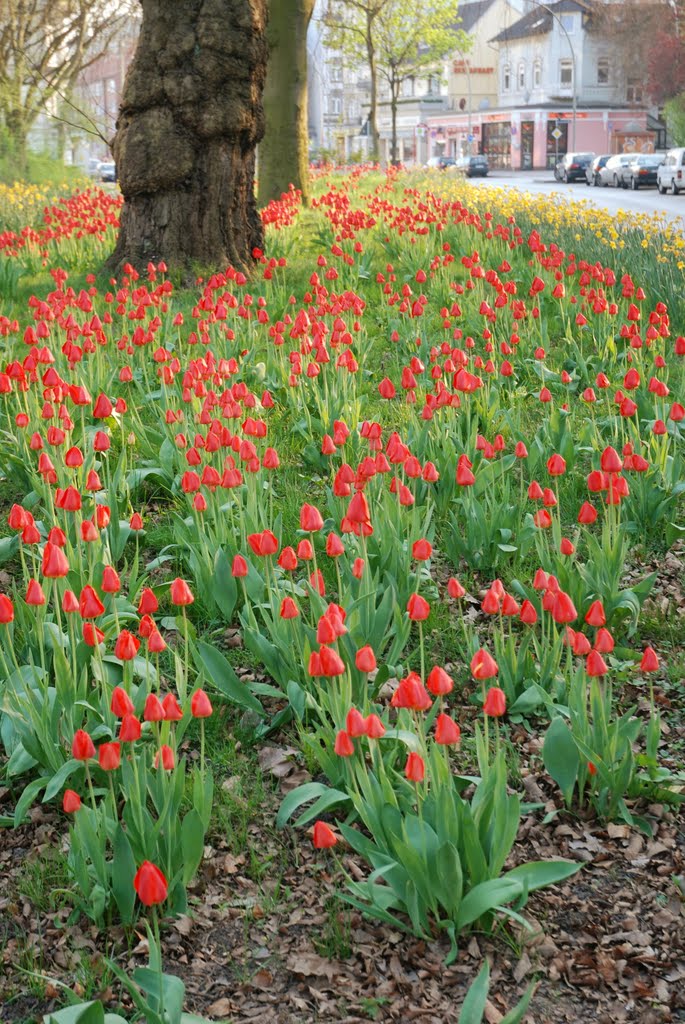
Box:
(551, 128, 562, 140)
(467, 134, 474, 142)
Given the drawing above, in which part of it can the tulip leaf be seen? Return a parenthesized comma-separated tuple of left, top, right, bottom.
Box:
(210, 548, 237, 621)
(458, 961, 490, 1024)
(14, 777, 46, 826)
(456, 878, 523, 930)
(43, 759, 81, 803)
(194, 641, 263, 715)
(44, 1001, 105, 1024)
(112, 824, 136, 925)
(504, 859, 582, 891)
(277, 782, 348, 828)
(181, 808, 205, 885)
(543, 716, 579, 805)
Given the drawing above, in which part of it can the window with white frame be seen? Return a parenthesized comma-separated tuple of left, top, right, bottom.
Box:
(329, 96, 342, 115)
(597, 58, 609, 84)
(533, 59, 542, 88)
(560, 13, 575, 32)
(518, 61, 526, 89)
(559, 59, 573, 88)
(503, 63, 511, 92)
(627, 76, 643, 102)
(330, 64, 343, 82)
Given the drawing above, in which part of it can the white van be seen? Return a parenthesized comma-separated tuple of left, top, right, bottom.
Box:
(657, 148, 685, 194)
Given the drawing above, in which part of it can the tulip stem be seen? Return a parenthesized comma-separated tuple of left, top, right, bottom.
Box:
(84, 764, 97, 811)
(152, 906, 164, 1021)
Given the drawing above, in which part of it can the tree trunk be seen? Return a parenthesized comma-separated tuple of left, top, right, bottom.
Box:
(390, 81, 398, 166)
(258, 0, 314, 208)
(108, 0, 269, 277)
(366, 14, 380, 161)
(5, 107, 28, 176)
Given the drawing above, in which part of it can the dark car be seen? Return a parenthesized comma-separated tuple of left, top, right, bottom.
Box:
(617, 153, 663, 189)
(426, 155, 456, 170)
(455, 154, 489, 177)
(554, 152, 594, 183)
(586, 154, 611, 185)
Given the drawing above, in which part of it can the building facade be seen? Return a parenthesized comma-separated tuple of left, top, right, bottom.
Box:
(427, 0, 658, 169)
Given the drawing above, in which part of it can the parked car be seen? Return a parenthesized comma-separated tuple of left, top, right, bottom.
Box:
(616, 153, 663, 189)
(425, 155, 456, 170)
(585, 155, 611, 185)
(87, 157, 102, 177)
(99, 161, 116, 182)
(554, 152, 594, 183)
(595, 153, 636, 187)
(453, 154, 489, 177)
(657, 147, 685, 194)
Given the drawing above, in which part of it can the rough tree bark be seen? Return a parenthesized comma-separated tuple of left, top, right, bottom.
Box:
(108, 0, 268, 276)
(258, 0, 315, 208)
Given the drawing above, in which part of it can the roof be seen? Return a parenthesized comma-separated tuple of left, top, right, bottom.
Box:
(489, 0, 592, 44)
(456, 0, 497, 33)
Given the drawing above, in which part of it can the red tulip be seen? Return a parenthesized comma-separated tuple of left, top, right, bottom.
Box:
(280, 596, 299, 619)
(41, 542, 70, 578)
(25, 579, 46, 606)
(72, 729, 95, 761)
(169, 578, 194, 606)
(586, 650, 608, 676)
(114, 630, 140, 661)
(334, 730, 354, 756)
(447, 577, 465, 599)
(355, 645, 376, 672)
(62, 789, 81, 813)
(231, 554, 248, 577)
(640, 647, 659, 672)
(426, 665, 453, 696)
(144, 693, 165, 722)
(111, 686, 134, 717)
(412, 538, 432, 560)
(470, 649, 498, 680)
(190, 689, 213, 718)
(154, 744, 176, 770)
(435, 713, 461, 745)
(365, 714, 386, 739)
(162, 693, 183, 721)
(98, 741, 121, 771)
(546, 454, 566, 476)
(300, 503, 324, 532)
(0, 594, 15, 623)
(137, 588, 159, 615)
(119, 714, 142, 742)
(483, 687, 506, 717)
(407, 593, 430, 621)
(312, 821, 338, 849)
(79, 585, 105, 618)
(584, 600, 606, 627)
(345, 707, 368, 737)
(405, 752, 425, 782)
(133, 861, 168, 906)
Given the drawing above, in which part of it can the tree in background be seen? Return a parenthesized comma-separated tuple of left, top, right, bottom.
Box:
(321, 0, 390, 160)
(258, 0, 315, 208)
(374, 2, 468, 165)
(0, 0, 133, 172)
(109, 0, 268, 277)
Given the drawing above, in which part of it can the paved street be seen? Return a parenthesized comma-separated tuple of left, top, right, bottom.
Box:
(465, 169, 685, 233)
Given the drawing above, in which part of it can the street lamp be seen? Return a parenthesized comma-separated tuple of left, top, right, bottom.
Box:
(524, 0, 577, 150)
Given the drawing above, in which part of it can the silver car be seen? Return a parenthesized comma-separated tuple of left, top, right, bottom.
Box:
(657, 148, 685, 194)
(597, 153, 637, 187)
